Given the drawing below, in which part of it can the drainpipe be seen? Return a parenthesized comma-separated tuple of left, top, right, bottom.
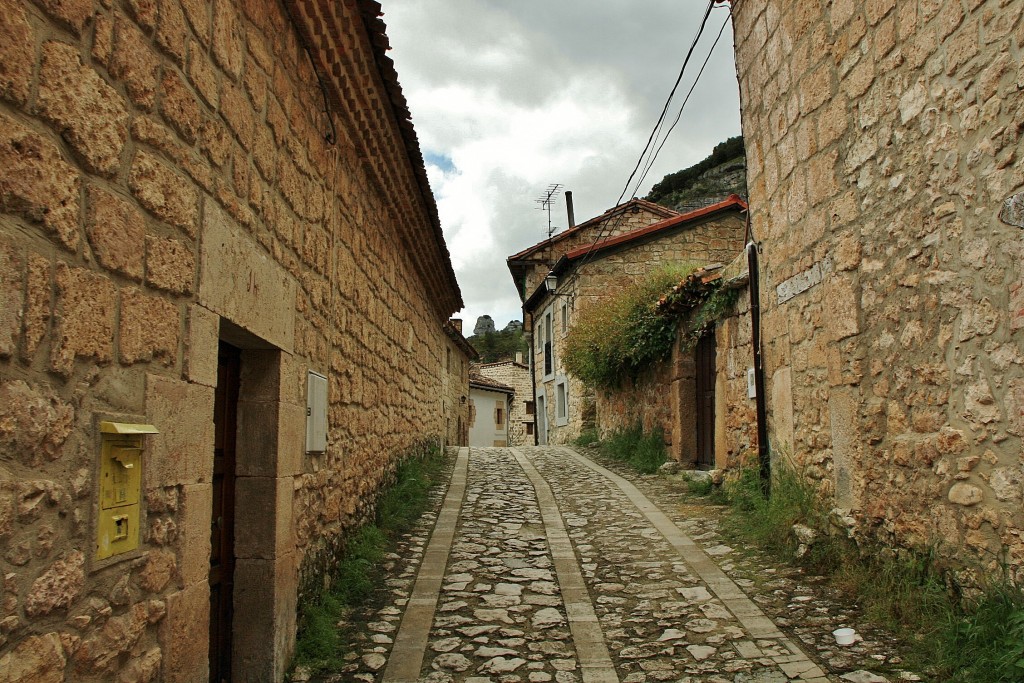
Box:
(747, 241, 770, 495)
(526, 309, 538, 445)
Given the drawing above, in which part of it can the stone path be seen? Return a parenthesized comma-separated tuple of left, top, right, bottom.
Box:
(325, 446, 906, 683)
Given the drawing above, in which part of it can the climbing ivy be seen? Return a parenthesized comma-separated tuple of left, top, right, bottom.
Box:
(563, 266, 740, 390)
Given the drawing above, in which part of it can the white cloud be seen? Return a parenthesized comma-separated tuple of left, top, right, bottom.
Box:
(382, 0, 741, 332)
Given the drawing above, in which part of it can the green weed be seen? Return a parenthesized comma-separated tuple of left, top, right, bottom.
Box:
(714, 459, 1024, 682)
(291, 445, 448, 676)
(600, 423, 667, 474)
(574, 427, 600, 447)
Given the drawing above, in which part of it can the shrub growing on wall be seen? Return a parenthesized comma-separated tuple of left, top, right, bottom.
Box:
(563, 264, 736, 390)
(563, 267, 691, 389)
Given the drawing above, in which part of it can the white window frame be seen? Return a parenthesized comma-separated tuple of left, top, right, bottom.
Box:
(541, 307, 554, 381)
(554, 376, 569, 427)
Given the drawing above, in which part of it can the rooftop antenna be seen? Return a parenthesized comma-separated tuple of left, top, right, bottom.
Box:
(534, 183, 563, 238)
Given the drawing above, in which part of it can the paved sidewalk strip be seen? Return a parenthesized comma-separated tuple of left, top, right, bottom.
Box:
(511, 448, 619, 683)
(557, 446, 829, 683)
(382, 447, 471, 683)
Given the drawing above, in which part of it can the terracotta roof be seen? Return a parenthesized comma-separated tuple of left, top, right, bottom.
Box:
(479, 360, 529, 370)
(522, 194, 748, 313)
(564, 195, 747, 261)
(507, 198, 679, 263)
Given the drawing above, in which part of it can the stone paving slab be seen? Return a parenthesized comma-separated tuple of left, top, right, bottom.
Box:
(333, 446, 903, 683)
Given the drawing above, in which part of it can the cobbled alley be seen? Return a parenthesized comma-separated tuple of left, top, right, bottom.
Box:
(317, 447, 909, 683)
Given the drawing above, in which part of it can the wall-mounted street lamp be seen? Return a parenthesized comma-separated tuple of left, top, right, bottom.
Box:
(544, 272, 558, 293)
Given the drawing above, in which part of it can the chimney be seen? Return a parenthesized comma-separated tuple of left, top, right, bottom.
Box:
(450, 318, 462, 334)
(515, 352, 523, 364)
(565, 191, 575, 228)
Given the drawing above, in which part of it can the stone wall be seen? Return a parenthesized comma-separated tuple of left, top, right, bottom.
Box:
(730, 0, 1024, 574)
(0, 1, 463, 680)
(478, 360, 533, 446)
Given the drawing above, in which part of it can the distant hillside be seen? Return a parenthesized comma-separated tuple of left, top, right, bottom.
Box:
(646, 136, 746, 213)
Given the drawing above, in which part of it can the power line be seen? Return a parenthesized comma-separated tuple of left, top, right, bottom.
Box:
(563, 0, 728, 287)
(634, 13, 732, 194)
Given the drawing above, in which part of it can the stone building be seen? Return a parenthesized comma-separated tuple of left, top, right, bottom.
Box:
(477, 355, 533, 445)
(0, 1, 467, 681)
(511, 196, 748, 446)
(727, 0, 1024, 575)
(443, 320, 476, 449)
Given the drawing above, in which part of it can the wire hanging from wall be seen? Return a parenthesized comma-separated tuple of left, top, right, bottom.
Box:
(281, 1, 338, 146)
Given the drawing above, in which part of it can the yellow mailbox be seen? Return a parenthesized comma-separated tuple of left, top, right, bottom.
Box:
(96, 421, 158, 561)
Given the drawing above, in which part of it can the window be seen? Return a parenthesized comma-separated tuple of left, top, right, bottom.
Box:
(525, 422, 534, 436)
(561, 302, 568, 336)
(525, 400, 535, 415)
(446, 347, 451, 372)
(555, 377, 568, 427)
(543, 310, 553, 377)
(495, 402, 505, 428)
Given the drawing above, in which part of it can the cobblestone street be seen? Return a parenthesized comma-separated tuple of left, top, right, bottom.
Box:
(328, 447, 909, 683)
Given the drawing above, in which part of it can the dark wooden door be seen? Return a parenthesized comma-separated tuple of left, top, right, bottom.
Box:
(695, 332, 716, 469)
(210, 342, 240, 683)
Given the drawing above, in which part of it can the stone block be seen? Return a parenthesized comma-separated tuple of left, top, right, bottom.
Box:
(37, 41, 129, 177)
(199, 202, 295, 352)
(232, 554, 297, 683)
(160, 583, 210, 683)
(160, 69, 201, 145)
(35, 0, 92, 34)
(52, 264, 116, 376)
(234, 476, 294, 560)
(0, 112, 81, 251)
(145, 235, 195, 295)
(822, 276, 860, 341)
(184, 304, 218, 387)
(236, 400, 305, 478)
(145, 374, 215, 487)
(111, 15, 160, 110)
(129, 151, 199, 237)
(137, 549, 177, 593)
(74, 602, 155, 676)
(177, 483, 212, 587)
(212, 0, 243, 80)
(120, 287, 180, 365)
(24, 550, 84, 616)
(86, 186, 145, 280)
(23, 255, 51, 359)
(156, 0, 187, 65)
(0, 239, 22, 358)
(0, 632, 66, 683)
(0, 2, 33, 105)
(188, 49, 219, 109)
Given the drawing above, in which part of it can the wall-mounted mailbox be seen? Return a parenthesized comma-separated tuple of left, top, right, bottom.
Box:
(96, 422, 158, 561)
(306, 371, 327, 453)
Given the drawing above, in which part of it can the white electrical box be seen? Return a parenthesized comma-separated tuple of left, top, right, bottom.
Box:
(747, 367, 757, 399)
(306, 371, 328, 453)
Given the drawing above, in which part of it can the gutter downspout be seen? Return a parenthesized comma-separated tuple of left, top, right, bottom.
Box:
(526, 309, 539, 445)
(747, 241, 770, 494)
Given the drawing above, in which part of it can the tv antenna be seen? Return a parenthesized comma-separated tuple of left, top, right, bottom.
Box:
(534, 183, 563, 238)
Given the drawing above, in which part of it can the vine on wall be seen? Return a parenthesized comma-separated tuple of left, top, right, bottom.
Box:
(564, 266, 737, 390)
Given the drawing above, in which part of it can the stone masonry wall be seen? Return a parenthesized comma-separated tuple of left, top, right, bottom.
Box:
(0, 1, 461, 680)
(730, 0, 1024, 574)
(478, 361, 532, 446)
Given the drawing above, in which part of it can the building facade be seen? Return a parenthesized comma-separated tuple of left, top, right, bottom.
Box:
(729, 0, 1024, 574)
(468, 372, 513, 447)
(0, 1, 465, 681)
(514, 197, 748, 446)
(477, 356, 533, 446)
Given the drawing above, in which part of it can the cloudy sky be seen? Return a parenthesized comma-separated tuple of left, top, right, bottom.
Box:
(381, 1, 742, 332)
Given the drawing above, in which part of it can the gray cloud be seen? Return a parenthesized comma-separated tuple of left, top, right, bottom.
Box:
(382, 1, 741, 331)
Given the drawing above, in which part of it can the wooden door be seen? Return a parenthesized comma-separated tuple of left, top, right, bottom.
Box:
(695, 332, 716, 469)
(210, 342, 240, 682)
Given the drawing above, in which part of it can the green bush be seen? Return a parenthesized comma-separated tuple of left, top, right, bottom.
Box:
(563, 266, 692, 389)
(600, 424, 666, 474)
